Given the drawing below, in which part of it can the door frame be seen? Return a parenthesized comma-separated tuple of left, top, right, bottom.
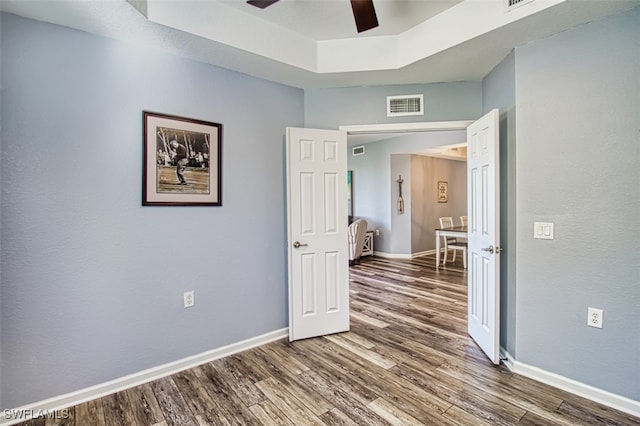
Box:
(338, 118, 500, 358)
(339, 120, 474, 137)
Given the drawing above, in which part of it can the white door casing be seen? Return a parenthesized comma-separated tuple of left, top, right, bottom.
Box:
(286, 127, 349, 341)
(467, 109, 501, 364)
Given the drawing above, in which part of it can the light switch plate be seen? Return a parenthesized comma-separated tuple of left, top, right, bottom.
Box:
(534, 222, 554, 240)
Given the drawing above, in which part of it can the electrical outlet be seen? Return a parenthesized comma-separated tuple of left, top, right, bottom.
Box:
(183, 291, 195, 308)
(587, 307, 603, 328)
(375, 229, 380, 236)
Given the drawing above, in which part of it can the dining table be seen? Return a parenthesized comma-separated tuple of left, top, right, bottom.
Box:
(435, 225, 467, 270)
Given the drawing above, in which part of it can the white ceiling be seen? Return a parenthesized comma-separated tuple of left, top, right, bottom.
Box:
(1, 0, 638, 89)
(220, 0, 464, 40)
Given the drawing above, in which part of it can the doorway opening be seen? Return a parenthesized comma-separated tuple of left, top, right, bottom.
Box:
(340, 121, 471, 260)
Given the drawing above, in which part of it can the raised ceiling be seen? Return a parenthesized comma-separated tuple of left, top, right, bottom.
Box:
(1, 0, 638, 88)
(221, 0, 464, 40)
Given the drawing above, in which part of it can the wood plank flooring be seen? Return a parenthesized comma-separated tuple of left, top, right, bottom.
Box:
(20, 255, 640, 425)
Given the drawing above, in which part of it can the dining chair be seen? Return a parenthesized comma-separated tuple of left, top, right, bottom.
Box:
(439, 216, 467, 268)
(458, 215, 469, 251)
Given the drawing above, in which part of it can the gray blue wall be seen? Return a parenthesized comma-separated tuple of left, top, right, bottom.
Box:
(389, 154, 412, 255)
(1, 14, 303, 408)
(304, 82, 482, 129)
(514, 8, 639, 400)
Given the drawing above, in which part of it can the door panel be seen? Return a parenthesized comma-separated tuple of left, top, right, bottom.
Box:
(467, 109, 500, 364)
(287, 127, 349, 341)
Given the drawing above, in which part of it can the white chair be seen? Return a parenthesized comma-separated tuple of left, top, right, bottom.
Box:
(439, 217, 467, 268)
(348, 219, 368, 265)
(458, 215, 469, 246)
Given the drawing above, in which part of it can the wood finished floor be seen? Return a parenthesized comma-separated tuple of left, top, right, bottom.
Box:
(20, 255, 640, 426)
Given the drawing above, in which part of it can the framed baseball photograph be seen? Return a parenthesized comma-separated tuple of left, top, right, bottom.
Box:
(142, 111, 222, 206)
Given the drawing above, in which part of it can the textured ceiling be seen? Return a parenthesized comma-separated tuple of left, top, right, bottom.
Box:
(220, 0, 464, 40)
(1, 0, 639, 89)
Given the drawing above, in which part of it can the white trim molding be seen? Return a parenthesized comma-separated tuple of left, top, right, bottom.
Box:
(0, 328, 288, 426)
(340, 120, 474, 136)
(411, 249, 436, 258)
(373, 249, 437, 260)
(500, 349, 640, 418)
(373, 251, 411, 259)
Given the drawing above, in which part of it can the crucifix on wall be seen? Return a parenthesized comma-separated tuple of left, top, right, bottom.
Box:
(396, 175, 404, 214)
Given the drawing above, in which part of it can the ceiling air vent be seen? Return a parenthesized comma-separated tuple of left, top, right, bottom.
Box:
(387, 94, 423, 117)
(505, 0, 535, 12)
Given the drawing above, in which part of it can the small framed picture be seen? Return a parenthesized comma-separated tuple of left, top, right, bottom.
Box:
(437, 181, 448, 203)
(142, 111, 222, 206)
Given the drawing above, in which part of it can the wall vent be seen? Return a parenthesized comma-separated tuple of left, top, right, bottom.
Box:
(505, 0, 535, 12)
(387, 94, 424, 117)
(352, 145, 365, 156)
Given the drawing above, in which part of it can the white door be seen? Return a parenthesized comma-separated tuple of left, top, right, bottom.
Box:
(286, 127, 350, 341)
(467, 109, 501, 364)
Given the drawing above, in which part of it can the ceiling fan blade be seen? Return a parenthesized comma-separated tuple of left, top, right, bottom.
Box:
(350, 0, 379, 33)
(246, 0, 279, 9)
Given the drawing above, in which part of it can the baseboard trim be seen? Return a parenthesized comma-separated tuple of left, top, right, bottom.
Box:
(373, 249, 436, 259)
(499, 346, 516, 371)
(373, 251, 411, 259)
(500, 349, 640, 418)
(411, 249, 436, 258)
(0, 328, 288, 425)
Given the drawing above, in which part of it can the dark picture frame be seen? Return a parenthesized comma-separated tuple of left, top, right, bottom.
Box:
(143, 111, 222, 206)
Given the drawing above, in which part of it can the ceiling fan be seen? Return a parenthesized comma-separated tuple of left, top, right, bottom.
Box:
(246, 0, 379, 33)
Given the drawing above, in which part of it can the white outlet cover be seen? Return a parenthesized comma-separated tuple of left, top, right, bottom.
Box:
(184, 291, 195, 308)
(534, 222, 554, 240)
(587, 307, 603, 328)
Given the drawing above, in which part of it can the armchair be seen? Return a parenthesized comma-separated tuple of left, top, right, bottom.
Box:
(348, 218, 368, 265)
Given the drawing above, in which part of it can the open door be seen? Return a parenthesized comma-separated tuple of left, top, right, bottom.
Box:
(286, 127, 350, 341)
(467, 109, 501, 364)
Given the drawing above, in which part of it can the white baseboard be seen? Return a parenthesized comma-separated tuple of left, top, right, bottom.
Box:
(499, 346, 516, 371)
(373, 251, 411, 259)
(411, 249, 436, 258)
(373, 249, 436, 259)
(499, 348, 640, 418)
(0, 328, 288, 426)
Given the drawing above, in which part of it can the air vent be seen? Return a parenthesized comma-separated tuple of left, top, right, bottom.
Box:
(505, 0, 535, 12)
(352, 145, 365, 156)
(387, 94, 423, 117)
